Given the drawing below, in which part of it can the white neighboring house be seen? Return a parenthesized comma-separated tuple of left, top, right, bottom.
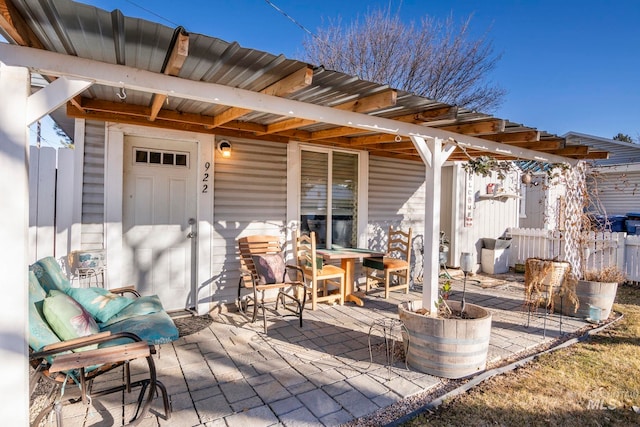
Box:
(520, 132, 640, 231)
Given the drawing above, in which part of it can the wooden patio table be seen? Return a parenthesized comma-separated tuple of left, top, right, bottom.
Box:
(316, 247, 385, 306)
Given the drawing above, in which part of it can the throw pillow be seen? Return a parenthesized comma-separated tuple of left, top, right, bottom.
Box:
(43, 290, 99, 344)
(64, 287, 134, 323)
(31, 256, 72, 292)
(252, 253, 290, 284)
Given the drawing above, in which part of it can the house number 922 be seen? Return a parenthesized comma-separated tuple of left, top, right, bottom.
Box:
(202, 162, 211, 193)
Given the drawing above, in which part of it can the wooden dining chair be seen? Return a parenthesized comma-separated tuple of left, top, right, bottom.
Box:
(363, 226, 412, 299)
(294, 230, 345, 310)
(237, 235, 307, 333)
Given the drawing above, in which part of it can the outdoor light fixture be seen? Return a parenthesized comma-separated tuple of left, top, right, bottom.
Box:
(460, 252, 474, 315)
(217, 140, 232, 158)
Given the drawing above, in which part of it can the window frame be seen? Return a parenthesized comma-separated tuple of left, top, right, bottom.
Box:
(286, 142, 368, 250)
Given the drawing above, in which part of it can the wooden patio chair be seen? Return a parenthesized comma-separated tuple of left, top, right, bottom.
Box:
(363, 226, 412, 299)
(294, 230, 345, 310)
(237, 235, 307, 333)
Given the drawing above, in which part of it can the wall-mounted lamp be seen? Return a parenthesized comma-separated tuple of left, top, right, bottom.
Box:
(217, 140, 232, 158)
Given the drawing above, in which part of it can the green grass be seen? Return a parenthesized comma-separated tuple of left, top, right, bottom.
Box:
(403, 284, 640, 426)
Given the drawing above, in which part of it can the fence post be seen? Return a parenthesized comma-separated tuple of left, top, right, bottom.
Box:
(31, 146, 57, 261)
(56, 148, 75, 259)
(614, 232, 626, 275)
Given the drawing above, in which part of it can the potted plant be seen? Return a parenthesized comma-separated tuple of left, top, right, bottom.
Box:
(554, 265, 625, 321)
(398, 253, 492, 379)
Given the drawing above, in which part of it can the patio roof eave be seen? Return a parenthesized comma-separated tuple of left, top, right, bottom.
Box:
(0, 43, 578, 166)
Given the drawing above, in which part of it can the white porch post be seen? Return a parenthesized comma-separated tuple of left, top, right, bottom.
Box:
(0, 63, 30, 425)
(411, 136, 455, 312)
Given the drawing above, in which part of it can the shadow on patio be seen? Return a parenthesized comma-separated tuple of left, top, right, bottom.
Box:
(32, 271, 593, 426)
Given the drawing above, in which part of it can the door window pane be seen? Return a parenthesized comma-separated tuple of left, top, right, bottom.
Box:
(332, 152, 358, 248)
(300, 151, 328, 247)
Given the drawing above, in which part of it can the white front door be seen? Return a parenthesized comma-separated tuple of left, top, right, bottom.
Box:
(122, 136, 197, 311)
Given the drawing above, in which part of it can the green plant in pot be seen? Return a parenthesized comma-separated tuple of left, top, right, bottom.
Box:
(398, 252, 492, 379)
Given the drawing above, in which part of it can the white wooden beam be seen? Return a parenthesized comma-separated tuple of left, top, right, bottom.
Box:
(411, 136, 449, 313)
(0, 62, 30, 427)
(0, 44, 577, 165)
(26, 76, 92, 125)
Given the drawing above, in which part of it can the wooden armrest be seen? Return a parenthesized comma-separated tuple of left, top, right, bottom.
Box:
(109, 286, 141, 297)
(42, 331, 113, 352)
(49, 341, 150, 373)
(32, 332, 145, 361)
(285, 264, 306, 283)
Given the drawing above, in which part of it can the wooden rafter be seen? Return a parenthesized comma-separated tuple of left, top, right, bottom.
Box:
(76, 97, 269, 133)
(72, 95, 594, 162)
(348, 133, 408, 146)
(255, 89, 397, 136)
(549, 146, 590, 157)
(206, 66, 314, 128)
(391, 106, 460, 125)
(436, 118, 506, 135)
(66, 103, 290, 144)
(479, 130, 540, 143)
(0, 1, 87, 112)
(307, 126, 369, 140)
(582, 151, 609, 160)
(0, 0, 44, 48)
(504, 139, 563, 151)
(149, 29, 189, 121)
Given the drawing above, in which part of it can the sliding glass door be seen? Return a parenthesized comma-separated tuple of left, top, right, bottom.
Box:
(300, 149, 358, 248)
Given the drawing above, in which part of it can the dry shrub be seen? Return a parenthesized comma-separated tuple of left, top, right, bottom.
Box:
(524, 258, 578, 313)
(583, 265, 626, 283)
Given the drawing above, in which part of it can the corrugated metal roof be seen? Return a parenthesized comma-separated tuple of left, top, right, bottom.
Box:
(565, 132, 640, 166)
(1, 0, 607, 162)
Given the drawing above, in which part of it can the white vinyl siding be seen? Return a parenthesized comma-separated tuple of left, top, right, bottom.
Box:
(212, 138, 289, 303)
(590, 170, 640, 216)
(367, 156, 426, 284)
(453, 166, 521, 269)
(81, 120, 105, 250)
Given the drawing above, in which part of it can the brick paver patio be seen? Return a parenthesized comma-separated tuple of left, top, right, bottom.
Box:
(32, 270, 590, 426)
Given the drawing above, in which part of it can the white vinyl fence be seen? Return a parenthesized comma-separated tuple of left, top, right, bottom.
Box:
(29, 146, 76, 264)
(508, 227, 640, 283)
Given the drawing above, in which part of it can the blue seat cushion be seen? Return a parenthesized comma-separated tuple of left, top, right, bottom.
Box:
(100, 310, 179, 345)
(64, 287, 134, 323)
(98, 295, 166, 327)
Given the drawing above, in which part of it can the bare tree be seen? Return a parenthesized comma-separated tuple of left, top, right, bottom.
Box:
(301, 8, 505, 112)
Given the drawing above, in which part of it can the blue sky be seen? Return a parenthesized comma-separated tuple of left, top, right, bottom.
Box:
(70, 1, 640, 140)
